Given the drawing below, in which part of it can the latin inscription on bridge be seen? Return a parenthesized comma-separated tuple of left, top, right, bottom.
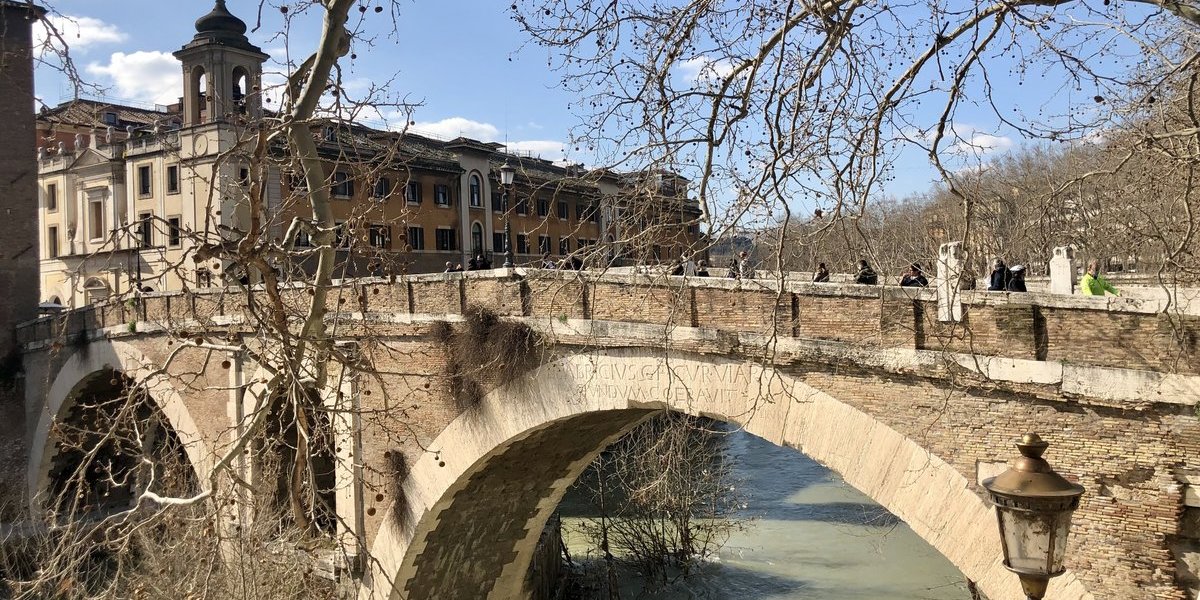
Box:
(549, 355, 800, 410)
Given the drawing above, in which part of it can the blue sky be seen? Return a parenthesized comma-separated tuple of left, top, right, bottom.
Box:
(31, 0, 1145, 203)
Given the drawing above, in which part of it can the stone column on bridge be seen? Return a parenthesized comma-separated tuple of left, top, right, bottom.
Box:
(1050, 245, 1077, 295)
(937, 241, 964, 322)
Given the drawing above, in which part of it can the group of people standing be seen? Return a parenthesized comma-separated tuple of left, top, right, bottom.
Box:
(987, 259, 1027, 292)
(443, 253, 493, 273)
(988, 259, 1119, 295)
(810, 259, 927, 287)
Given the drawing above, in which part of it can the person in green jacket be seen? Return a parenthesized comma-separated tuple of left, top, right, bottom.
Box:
(1081, 260, 1120, 296)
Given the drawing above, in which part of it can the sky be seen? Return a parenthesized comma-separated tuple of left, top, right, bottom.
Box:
(29, 0, 1145, 204)
(34, 1, 582, 162)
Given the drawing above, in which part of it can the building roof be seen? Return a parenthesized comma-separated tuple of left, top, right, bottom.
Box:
(38, 99, 177, 130)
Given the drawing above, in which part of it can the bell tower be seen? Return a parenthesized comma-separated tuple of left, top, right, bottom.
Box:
(173, 0, 267, 127)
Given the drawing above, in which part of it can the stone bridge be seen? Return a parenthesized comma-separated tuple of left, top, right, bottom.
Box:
(12, 270, 1200, 600)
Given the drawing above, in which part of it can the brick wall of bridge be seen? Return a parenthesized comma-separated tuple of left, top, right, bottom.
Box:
(18, 270, 1200, 375)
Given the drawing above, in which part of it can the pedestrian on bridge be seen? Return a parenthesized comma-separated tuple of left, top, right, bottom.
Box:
(1006, 265, 1027, 292)
(854, 260, 878, 285)
(900, 263, 928, 287)
(1081, 260, 1120, 296)
(988, 259, 1009, 291)
(738, 251, 756, 280)
(813, 262, 830, 283)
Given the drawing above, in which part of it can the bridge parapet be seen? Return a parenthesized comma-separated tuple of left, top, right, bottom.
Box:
(15, 269, 1199, 375)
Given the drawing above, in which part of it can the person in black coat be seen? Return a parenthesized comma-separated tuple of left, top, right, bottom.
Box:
(1006, 264, 1027, 292)
(988, 259, 1009, 291)
(900, 263, 928, 287)
(854, 260, 878, 285)
(813, 262, 830, 283)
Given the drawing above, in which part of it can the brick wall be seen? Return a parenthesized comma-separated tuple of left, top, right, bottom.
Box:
(0, 2, 42, 359)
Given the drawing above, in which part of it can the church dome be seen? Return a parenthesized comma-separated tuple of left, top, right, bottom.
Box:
(194, 0, 247, 38)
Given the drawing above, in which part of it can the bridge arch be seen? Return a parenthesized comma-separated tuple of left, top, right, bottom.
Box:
(365, 347, 1093, 600)
(28, 340, 212, 511)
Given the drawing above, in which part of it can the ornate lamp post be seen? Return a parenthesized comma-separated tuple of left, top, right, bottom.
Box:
(499, 160, 515, 268)
(982, 433, 1085, 600)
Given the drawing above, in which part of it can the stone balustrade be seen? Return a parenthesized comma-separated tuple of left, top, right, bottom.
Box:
(17, 268, 1200, 376)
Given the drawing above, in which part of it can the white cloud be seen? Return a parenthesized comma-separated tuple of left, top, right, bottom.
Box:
(506, 140, 568, 162)
(952, 132, 1013, 154)
(35, 15, 126, 53)
(929, 124, 1013, 158)
(86, 51, 181, 106)
(677, 56, 738, 84)
(411, 117, 499, 141)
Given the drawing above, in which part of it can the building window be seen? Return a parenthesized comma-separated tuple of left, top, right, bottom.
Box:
(469, 174, 482, 207)
(47, 225, 58, 258)
(435, 227, 457, 251)
(369, 224, 391, 249)
(137, 165, 152, 197)
(407, 226, 425, 251)
(556, 200, 567, 220)
(493, 232, 505, 253)
(405, 181, 422, 204)
(238, 167, 250, 186)
(287, 170, 308, 192)
(515, 197, 528, 216)
(331, 171, 353, 198)
(103, 111, 118, 126)
(471, 222, 483, 253)
(538, 235, 551, 254)
(197, 269, 212, 288)
(536, 198, 550, 217)
(88, 195, 105, 240)
(516, 234, 529, 255)
(295, 229, 312, 247)
(334, 221, 349, 247)
(434, 184, 450, 207)
(167, 165, 180, 194)
(45, 183, 57, 212)
(558, 237, 570, 255)
(138, 212, 153, 247)
(373, 177, 391, 200)
(167, 216, 181, 247)
(590, 204, 601, 223)
(492, 190, 504, 212)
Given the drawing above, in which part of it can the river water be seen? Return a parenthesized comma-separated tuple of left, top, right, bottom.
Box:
(558, 429, 973, 599)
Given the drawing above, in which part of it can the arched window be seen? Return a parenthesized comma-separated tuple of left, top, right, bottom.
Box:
(187, 66, 207, 124)
(232, 66, 249, 114)
(471, 222, 484, 253)
(469, 174, 482, 208)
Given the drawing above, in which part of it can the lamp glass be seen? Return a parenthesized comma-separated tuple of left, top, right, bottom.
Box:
(999, 508, 1055, 574)
(500, 162, 515, 186)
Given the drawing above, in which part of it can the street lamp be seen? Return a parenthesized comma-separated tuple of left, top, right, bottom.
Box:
(982, 433, 1085, 600)
(499, 160, 515, 268)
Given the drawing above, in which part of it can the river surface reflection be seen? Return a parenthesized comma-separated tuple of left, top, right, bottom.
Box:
(559, 429, 972, 599)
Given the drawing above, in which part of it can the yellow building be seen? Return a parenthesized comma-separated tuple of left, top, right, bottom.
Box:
(37, 1, 702, 307)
